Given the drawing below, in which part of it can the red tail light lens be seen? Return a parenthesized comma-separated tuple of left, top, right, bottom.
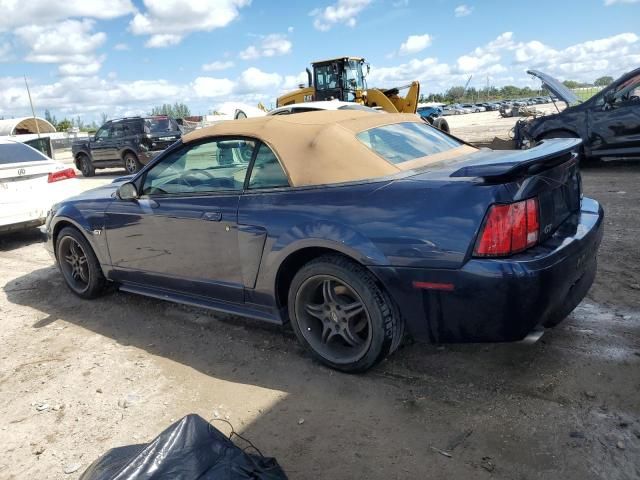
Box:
(474, 198, 539, 257)
(48, 168, 76, 183)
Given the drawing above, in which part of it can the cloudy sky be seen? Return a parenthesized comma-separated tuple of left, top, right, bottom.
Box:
(1, 0, 639, 121)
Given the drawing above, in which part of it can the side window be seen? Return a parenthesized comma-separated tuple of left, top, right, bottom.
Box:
(248, 143, 289, 189)
(613, 74, 640, 105)
(95, 126, 110, 139)
(142, 138, 256, 195)
(127, 121, 143, 135)
(111, 124, 125, 138)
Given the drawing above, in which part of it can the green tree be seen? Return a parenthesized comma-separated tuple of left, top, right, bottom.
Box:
(149, 102, 191, 118)
(172, 102, 191, 118)
(445, 86, 466, 102)
(44, 109, 57, 128)
(57, 118, 72, 131)
(100, 112, 108, 126)
(74, 116, 85, 131)
(594, 76, 613, 87)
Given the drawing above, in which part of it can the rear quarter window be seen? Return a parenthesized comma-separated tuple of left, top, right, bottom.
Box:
(0, 142, 49, 164)
(356, 122, 461, 164)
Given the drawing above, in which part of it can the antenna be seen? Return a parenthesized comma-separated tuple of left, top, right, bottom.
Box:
(24, 75, 41, 138)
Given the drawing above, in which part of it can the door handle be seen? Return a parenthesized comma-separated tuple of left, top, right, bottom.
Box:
(202, 211, 222, 221)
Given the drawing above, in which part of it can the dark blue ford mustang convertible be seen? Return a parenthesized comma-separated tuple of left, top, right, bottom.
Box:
(45, 110, 604, 372)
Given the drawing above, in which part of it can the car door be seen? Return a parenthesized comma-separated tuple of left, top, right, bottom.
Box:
(237, 142, 291, 292)
(106, 123, 126, 161)
(89, 124, 112, 162)
(588, 73, 640, 157)
(105, 137, 257, 303)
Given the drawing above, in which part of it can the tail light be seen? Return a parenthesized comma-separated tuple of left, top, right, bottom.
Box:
(48, 168, 76, 183)
(474, 198, 539, 257)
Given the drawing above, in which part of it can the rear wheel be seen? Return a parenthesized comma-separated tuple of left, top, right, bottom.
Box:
(123, 152, 142, 174)
(56, 227, 106, 299)
(288, 255, 403, 373)
(77, 154, 95, 177)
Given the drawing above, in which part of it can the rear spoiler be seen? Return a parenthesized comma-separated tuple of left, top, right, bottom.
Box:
(450, 138, 581, 180)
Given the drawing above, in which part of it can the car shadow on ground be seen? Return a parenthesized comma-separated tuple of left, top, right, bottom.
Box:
(0, 229, 45, 252)
(4, 263, 640, 479)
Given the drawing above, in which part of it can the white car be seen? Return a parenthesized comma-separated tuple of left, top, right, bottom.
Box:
(267, 101, 381, 116)
(0, 139, 80, 233)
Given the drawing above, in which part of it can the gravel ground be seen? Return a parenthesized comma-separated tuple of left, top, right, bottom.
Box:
(0, 149, 639, 480)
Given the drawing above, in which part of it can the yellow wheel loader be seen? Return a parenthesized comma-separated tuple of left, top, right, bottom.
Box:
(276, 57, 420, 114)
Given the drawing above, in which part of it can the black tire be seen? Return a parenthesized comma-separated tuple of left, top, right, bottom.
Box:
(433, 117, 450, 133)
(77, 154, 95, 177)
(288, 255, 403, 373)
(123, 152, 142, 174)
(56, 227, 106, 299)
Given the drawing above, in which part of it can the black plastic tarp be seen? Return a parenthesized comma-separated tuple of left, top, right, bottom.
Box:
(79, 414, 287, 480)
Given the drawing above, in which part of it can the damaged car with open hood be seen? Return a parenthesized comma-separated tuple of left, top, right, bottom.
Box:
(516, 68, 640, 161)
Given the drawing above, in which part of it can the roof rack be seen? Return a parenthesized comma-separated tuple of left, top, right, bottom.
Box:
(109, 116, 144, 123)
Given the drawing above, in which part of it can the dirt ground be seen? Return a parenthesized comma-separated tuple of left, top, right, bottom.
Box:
(1, 145, 639, 479)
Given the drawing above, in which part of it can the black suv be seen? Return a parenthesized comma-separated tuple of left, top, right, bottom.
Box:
(72, 116, 182, 176)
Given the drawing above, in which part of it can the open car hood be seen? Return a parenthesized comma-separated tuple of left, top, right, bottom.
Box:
(527, 70, 580, 106)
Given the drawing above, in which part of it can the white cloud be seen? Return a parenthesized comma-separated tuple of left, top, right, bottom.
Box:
(13, 19, 107, 75)
(282, 72, 310, 90)
(130, 0, 251, 47)
(367, 31, 640, 93)
(236, 67, 282, 93)
(58, 60, 103, 76)
(114, 43, 130, 51)
(202, 60, 235, 71)
(239, 33, 292, 60)
(14, 19, 106, 63)
(604, 0, 640, 4)
(454, 4, 473, 17)
(513, 32, 640, 79)
(2, 30, 638, 122)
(192, 76, 236, 97)
(0, 0, 135, 30)
(0, 42, 11, 61)
(145, 34, 182, 48)
(368, 57, 452, 86)
(399, 34, 432, 56)
(310, 0, 372, 31)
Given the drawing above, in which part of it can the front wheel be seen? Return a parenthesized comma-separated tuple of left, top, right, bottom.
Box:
(56, 227, 106, 299)
(288, 255, 403, 373)
(123, 152, 143, 174)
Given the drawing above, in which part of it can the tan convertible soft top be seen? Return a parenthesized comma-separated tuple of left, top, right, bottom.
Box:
(182, 110, 475, 187)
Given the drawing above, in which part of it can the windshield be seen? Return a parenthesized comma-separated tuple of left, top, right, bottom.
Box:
(144, 117, 178, 133)
(356, 122, 462, 165)
(344, 60, 364, 90)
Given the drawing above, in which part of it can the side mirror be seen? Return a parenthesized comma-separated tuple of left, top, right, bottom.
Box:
(603, 90, 615, 106)
(117, 182, 138, 201)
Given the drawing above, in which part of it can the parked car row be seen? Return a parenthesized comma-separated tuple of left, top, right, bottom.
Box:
(439, 97, 555, 115)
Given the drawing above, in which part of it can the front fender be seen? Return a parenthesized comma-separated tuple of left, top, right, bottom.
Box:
(49, 206, 110, 267)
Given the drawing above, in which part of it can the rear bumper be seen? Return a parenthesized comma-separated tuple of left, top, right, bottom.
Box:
(371, 197, 604, 343)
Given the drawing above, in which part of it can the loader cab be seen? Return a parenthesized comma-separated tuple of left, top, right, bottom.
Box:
(312, 57, 367, 102)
